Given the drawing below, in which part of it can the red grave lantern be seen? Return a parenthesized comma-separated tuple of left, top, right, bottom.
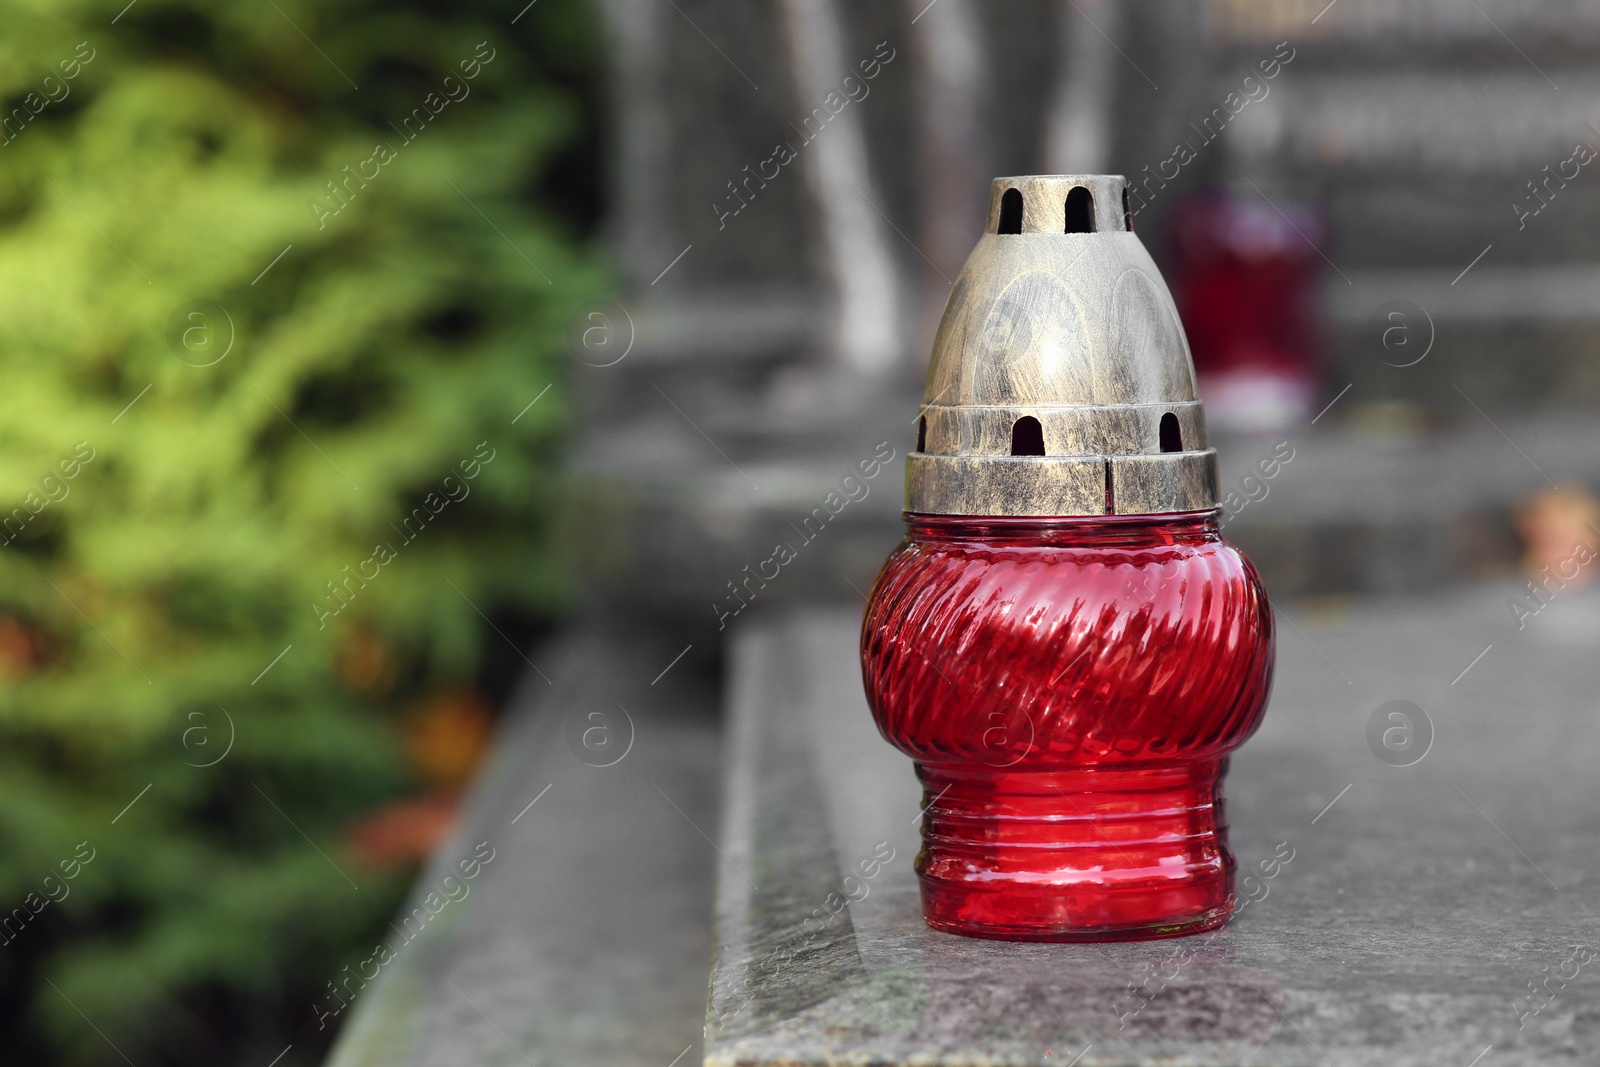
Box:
(861, 176, 1275, 941)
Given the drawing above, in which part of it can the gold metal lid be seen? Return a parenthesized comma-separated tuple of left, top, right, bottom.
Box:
(907, 175, 1218, 517)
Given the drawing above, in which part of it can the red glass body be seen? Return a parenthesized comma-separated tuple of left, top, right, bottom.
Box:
(860, 511, 1274, 941)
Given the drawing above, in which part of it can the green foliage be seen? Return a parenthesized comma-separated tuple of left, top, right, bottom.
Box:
(0, 1, 601, 1062)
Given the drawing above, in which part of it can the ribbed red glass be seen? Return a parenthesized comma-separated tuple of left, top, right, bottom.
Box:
(860, 510, 1274, 941)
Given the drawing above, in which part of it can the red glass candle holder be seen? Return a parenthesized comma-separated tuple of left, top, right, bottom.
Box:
(863, 174, 1276, 940)
(862, 511, 1273, 941)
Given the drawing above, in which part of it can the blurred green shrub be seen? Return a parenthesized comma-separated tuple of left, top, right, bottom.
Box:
(0, 1, 601, 1062)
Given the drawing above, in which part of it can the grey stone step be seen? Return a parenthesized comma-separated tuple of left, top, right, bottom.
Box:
(709, 594, 1600, 1065)
(323, 623, 720, 1067)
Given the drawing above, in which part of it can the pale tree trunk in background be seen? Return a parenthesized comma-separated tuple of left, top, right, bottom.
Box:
(908, 0, 991, 364)
(779, 0, 906, 377)
(599, 0, 676, 292)
(1100, 1, 1207, 241)
(1041, 0, 1119, 175)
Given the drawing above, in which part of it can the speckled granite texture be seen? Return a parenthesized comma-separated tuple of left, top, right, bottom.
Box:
(708, 589, 1600, 1066)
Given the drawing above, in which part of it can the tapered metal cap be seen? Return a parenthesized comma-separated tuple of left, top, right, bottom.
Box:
(908, 175, 1218, 517)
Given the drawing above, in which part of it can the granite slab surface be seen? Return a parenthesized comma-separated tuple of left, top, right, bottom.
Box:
(707, 587, 1600, 1066)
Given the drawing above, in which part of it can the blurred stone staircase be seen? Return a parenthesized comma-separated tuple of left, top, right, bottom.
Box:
(569, 0, 1600, 621)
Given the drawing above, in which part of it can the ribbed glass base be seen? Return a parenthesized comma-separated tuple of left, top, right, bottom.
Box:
(914, 761, 1235, 942)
